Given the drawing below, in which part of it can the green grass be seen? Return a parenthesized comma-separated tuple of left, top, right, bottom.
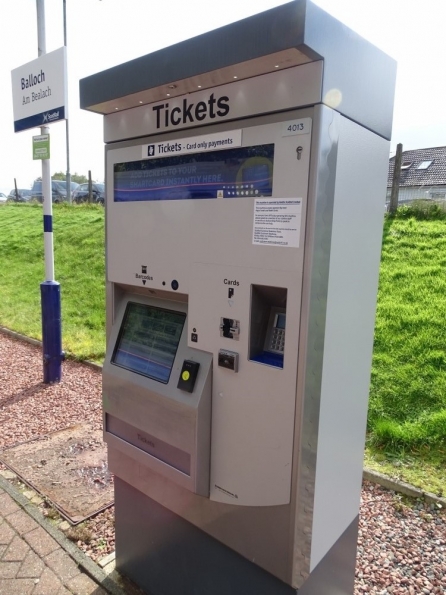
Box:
(368, 215, 446, 448)
(0, 201, 445, 492)
(0, 203, 105, 361)
(364, 447, 445, 496)
(365, 208, 446, 490)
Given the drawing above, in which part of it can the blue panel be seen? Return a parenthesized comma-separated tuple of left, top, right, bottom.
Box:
(14, 106, 66, 133)
(114, 145, 274, 202)
(40, 281, 63, 383)
(251, 351, 284, 369)
(43, 215, 53, 232)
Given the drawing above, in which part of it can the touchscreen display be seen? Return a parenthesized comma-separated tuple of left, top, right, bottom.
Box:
(112, 302, 186, 384)
(114, 144, 274, 202)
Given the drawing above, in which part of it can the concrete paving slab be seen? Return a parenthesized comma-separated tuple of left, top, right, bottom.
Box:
(67, 572, 109, 595)
(2, 536, 30, 562)
(16, 549, 45, 579)
(0, 523, 15, 546)
(44, 548, 81, 583)
(32, 566, 64, 595)
(0, 577, 35, 594)
(5, 509, 40, 536)
(23, 526, 59, 557)
(0, 493, 20, 517)
(0, 560, 21, 579)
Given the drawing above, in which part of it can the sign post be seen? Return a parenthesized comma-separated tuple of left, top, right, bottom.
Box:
(10, 0, 66, 383)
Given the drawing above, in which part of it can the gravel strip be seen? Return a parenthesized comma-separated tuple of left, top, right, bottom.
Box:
(358, 482, 445, 594)
(0, 331, 445, 593)
(0, 332, 114, 560)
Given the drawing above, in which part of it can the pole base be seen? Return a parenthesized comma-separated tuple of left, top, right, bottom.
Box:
(41, 281, 63, 383)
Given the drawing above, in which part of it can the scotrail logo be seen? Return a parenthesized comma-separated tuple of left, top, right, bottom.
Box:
(42, 110, 60, 123)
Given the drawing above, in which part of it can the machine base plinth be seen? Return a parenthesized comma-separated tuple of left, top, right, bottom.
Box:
(115, 478, 358, 595)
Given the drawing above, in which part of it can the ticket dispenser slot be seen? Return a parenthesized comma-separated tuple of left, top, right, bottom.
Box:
(249, 285, 287, 368)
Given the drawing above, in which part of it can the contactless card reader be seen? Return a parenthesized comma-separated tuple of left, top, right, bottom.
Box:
(177, 360, 200, 393)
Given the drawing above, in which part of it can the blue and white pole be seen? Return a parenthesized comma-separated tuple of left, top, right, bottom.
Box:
(41, 129, 63, 383)
(38, 1, 63, 383)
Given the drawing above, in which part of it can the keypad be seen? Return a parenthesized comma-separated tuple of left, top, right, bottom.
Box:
(271, 328, 285, 352)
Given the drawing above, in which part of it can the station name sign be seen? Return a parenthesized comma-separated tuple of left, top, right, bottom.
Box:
(11, 47, 68, 133)
(21, 70, 45, 89)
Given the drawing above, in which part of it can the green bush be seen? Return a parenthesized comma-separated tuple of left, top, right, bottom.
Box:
(388, 200, 446, 220)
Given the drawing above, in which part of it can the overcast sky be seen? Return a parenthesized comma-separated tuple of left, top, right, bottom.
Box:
(1, 0, 445, 195)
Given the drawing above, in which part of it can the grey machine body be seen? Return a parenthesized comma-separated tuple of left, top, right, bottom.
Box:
(80, 1, 396, 593)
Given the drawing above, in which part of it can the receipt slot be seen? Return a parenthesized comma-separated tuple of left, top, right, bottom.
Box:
(80, 2, 395, 594)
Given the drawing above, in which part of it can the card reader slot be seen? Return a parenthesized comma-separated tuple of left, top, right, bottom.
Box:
(106, 414, 191, 476)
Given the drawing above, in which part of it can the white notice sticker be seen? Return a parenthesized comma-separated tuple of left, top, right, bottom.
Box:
(253, 199, 302, 248)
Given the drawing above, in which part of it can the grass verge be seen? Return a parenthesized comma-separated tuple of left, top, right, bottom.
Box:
(368, 215, 446, 452)
(364, 446, 445, 497)
(365, 207, 446, 491)
(0, 203, 105, 361)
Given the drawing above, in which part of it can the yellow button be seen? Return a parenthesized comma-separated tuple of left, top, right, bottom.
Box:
(182, 370, 190, 381)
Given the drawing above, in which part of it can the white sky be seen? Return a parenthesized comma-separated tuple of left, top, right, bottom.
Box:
(1, 0, 445, 195)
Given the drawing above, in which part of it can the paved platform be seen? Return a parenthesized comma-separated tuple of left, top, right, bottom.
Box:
(0, 486, 110, 595)
(0, 475, 142, 595)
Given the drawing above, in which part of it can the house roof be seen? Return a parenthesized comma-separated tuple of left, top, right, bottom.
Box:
(388, 146, 446, 187)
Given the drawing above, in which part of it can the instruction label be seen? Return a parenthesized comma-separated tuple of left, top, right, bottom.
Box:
(142, 130, 242, 159)
(252, 199, 302, 248)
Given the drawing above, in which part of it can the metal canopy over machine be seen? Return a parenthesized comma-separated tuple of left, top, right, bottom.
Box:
(80, 2, 396, 594)
(80, 0, 395, 139)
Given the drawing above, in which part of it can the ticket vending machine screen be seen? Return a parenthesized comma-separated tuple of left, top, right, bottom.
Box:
(114, 144, 274, 201)
(111, 302, 186, 384)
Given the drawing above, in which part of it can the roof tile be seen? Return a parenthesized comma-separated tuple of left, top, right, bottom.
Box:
(387, 146, 446, 187)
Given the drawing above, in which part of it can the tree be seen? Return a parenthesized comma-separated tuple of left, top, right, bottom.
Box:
(52, 171, 89, 184)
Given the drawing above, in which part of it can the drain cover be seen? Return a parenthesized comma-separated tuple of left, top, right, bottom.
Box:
(0, 424, 113, 524)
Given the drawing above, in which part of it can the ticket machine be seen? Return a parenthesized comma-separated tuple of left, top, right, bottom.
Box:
(80, 2, 396, 593)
